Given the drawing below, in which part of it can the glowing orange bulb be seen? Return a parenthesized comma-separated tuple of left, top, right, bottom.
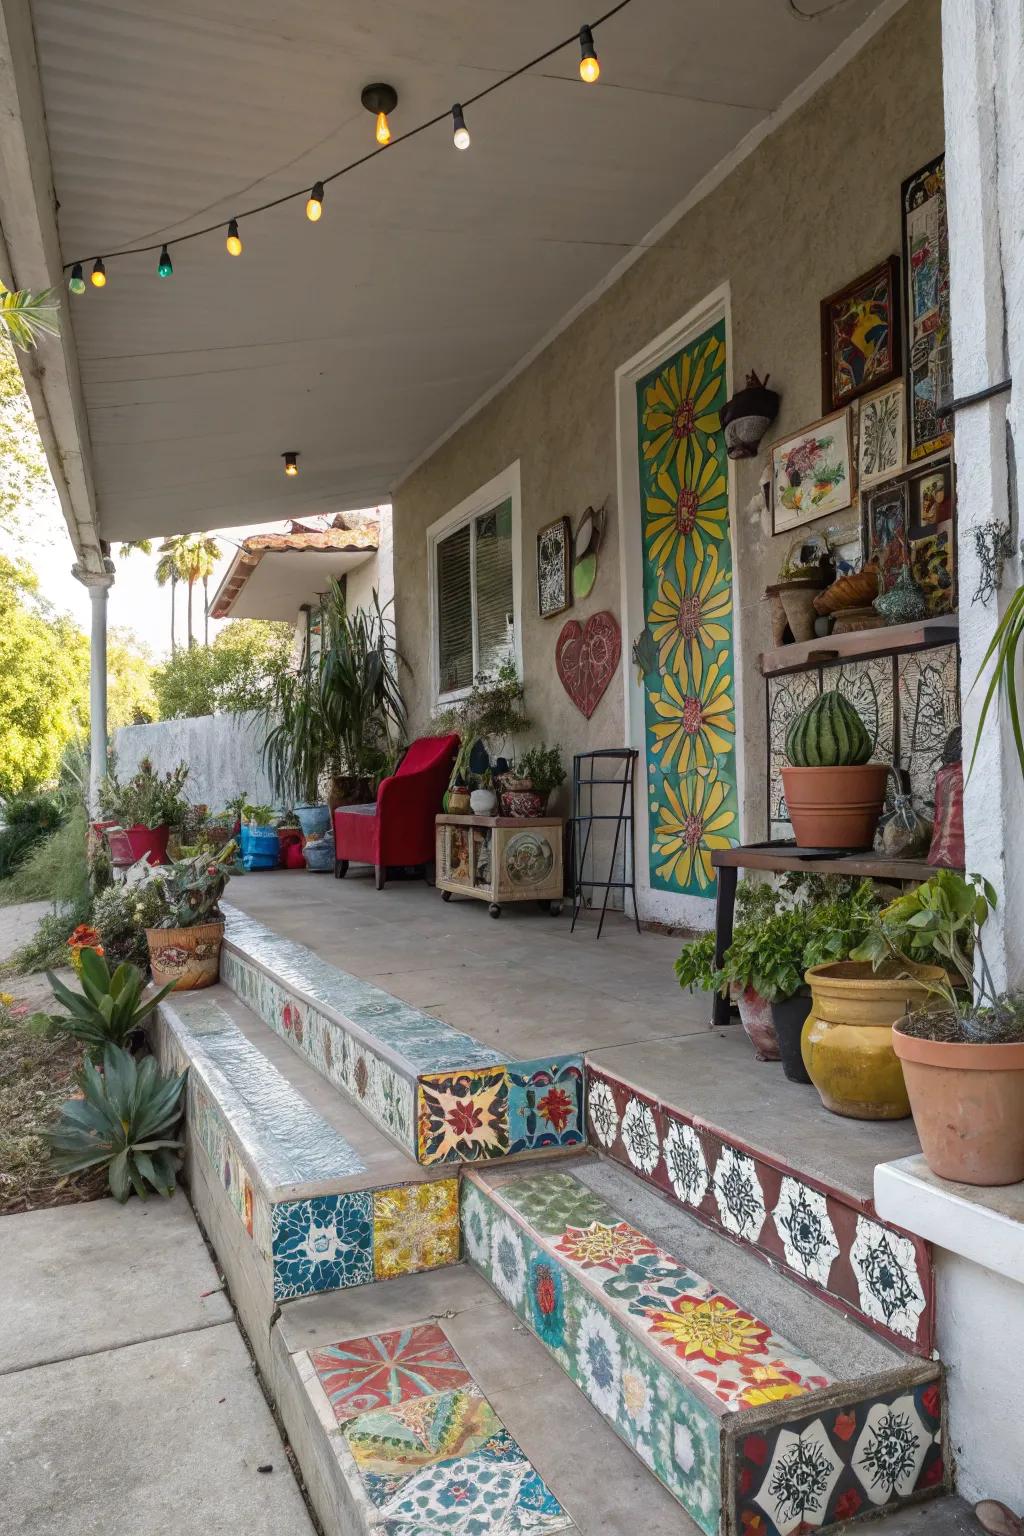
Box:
(580, 54, 600, 83)
(226, 219, 243, 255)
(306, 182, 324, 221)
(91, 258, 107, 288)
(282, 452, 299, 476)
(375, 110, 391, 146)
(579, 25, 600, 83)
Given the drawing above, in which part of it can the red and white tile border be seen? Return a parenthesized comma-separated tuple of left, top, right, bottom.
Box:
(586, 1066, 934, 1356)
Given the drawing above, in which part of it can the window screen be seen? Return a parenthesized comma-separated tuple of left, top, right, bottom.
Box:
(433, 496, 515, 697)
(436, 522, 473, 694)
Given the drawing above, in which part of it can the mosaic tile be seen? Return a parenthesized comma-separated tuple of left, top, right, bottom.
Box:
(272, 1191, 373, 1300)
(491, 1169, 619, 1239)
(377, 1450, 571, 1535)
(507, 1057, 585, 1155)
(372, 1181, 460, 1281)
(585, 1069, 934, 1355)
(311, 1324, 474, 1421)
(345, 1390, 501, 1479)
(418, 1068, 510, 1164)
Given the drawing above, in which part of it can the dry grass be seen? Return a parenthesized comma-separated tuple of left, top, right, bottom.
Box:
(0, 976, 107, 1216)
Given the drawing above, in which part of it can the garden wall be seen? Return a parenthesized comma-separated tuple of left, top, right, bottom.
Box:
(112, 713, 275, 813)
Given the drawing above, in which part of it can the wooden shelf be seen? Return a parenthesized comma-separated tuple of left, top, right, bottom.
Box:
(759, 614, 959, 677)
(711, 843, 940, 882)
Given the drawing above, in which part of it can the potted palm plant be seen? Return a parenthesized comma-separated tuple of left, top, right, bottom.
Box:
(98, 758, 190, 866)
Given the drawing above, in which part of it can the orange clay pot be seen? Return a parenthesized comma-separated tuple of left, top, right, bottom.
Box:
(781, 763, 889, 850)
(892, 1025, 1024, 1186)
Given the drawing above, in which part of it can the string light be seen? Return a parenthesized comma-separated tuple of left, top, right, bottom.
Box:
(362, 83, 398, 147)
(282, 452, 299, 477)
(90, 258, 107, 288)
(375, 111, 391, 146)
(226, 218, 243, 256)
(579, 24, 600, 82)
(305, 181, 324, 222)
(452, 103, 471, 151)
(69, 263, 86, 295)
(157, 245, 173, 278)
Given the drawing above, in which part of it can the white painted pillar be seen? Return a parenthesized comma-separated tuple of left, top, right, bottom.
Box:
(942, 0, 1024, 990)
(72, 562, 115, 815)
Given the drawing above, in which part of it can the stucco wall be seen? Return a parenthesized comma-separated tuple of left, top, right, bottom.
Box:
(112, 712, 275, 812)
(392, 0, 943, 915)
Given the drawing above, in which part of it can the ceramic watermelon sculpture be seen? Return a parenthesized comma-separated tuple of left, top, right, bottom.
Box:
(781, 689, 889, 849)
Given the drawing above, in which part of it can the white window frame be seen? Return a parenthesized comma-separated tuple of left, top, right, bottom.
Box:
(427, 461, 523, 710)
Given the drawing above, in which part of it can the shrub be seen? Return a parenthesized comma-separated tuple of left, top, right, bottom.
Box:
(98, 758, 190, 829)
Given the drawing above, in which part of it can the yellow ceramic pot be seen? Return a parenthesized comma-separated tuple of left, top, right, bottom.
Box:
(801, 961, 946, 1121)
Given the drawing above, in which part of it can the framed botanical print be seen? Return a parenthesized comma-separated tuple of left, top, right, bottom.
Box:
(863, 478, 909, 594)
(536, 516, 572, 618)
(770, 408, 854, 534)
(857, 380, 905, 490)
(820, 256, 901, 412)
(902, 156, 953, 460)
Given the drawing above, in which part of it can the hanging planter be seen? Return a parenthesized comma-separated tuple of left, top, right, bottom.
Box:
(720, 370, 780, 460)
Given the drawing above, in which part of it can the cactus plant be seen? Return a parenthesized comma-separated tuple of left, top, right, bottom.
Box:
(785, 690, 872, 768)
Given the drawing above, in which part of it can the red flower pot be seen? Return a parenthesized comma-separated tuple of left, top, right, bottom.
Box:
(122, 824, 170, 866)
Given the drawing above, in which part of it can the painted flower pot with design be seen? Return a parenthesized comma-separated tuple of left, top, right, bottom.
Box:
(892, 1026, 1024, 1186)
(146, 921, 224, 991)
(731, 984, 779, 1061)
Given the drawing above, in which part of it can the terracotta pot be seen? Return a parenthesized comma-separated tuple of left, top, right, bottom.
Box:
(146, 921, 224, 992)
(778, 584, 822, 643)
(771, 992, 812, 1083)
(732, 985, 780, 1061)
(893, 1026, 1024, 1185)
(781, 763, 889, 850)
(802, 961, 946, 1120)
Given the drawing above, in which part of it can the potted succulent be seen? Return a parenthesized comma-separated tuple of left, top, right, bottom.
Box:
(856, 871, 1024, 1183)
(515, 743, 566, 815)
(781, 690, 889, 849)
(98, 758, 190, 866)
(33, 947, 174, 1061)
(140, 843, 236, 991)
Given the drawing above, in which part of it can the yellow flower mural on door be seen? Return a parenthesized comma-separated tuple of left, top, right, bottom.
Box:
(636, 321, 737, 897)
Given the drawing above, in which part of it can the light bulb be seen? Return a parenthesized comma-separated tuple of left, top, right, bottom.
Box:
(452, 103, 470, 151)
(579, 24, 600, 83)
(157, 245, 173, 278)
(69, 263, 86, 295)
(282, 452, 299, 477)
(91, 258, 107, 288)
(375, 110, 391, 145)
(226, 219, 243, 256)
(306, 181, 324, 221)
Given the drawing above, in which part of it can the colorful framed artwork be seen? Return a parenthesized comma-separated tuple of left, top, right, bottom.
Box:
(536, 516, 572, 619)
(863, 478, 909, 593)
(907, 459, 953, 538)
(770, 408, 854, 535)
(902, 156, 953, 460)
(820, 256, 901, 412)
(911, 519, 955, 615)
(857, 379, 905, 490)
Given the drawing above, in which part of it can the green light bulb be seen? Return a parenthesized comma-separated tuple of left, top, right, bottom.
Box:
(69, 264, 86, 295)
(157, 245, 173, 278)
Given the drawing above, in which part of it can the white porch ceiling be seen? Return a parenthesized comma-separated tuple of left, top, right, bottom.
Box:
(29, 0, 883, 542)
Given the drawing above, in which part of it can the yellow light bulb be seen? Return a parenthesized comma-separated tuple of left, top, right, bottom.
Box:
(306, 182, 324, 222)
(375, 110, 391, 146)
(579, 25, 600, 84)
(580, 54, 600, 83)
(91, 259, 107, 288)
(285, 461, 298, 476)
(226, 220, 243, 255)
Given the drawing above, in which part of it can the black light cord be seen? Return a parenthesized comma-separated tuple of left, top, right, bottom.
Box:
(62, 0, 636, 273)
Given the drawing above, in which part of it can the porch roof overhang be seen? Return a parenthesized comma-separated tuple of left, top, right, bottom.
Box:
(210, 523, 379, 620)
(0, 0, 892, 562)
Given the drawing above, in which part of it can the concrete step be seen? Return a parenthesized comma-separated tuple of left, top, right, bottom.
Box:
(220, 902, 585, 1165)
(463, 1155, 943, 1536)
(585, 1034, 934, 1354)
(153, 987, 460, 1340)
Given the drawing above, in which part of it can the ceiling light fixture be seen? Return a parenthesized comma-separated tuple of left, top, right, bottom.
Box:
(282, 452, 299, 477)
(361, 83, 398, 146)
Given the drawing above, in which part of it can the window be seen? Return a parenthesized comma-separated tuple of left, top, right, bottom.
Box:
(428, 465, 521, 705)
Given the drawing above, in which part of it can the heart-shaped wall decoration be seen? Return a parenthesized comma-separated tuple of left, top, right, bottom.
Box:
(555, 610, 621, 718)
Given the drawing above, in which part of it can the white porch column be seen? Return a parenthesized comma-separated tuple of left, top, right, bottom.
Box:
(72, 561, 115, 815)
(942, 0, 1024, 989)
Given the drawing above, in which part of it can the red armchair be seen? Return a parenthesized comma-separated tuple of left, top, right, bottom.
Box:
(333, 733, 460, 889)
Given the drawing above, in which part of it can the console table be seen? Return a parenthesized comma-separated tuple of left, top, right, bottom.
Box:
(435, 814, 565, 918)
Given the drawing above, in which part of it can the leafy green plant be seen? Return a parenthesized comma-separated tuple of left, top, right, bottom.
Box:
(970, 547, 1024, 782)
(43, 1045, 186, 1202)
(718, 907, 814, 1002)
(99, 757, 190, 829)
(33, 948, 174, 1060)
(242, 803, 275, 826)
(136, 844, 235, 930)
(674, 932, 718, 993)
(517, 743, 566, 804)
(802, 879, 882, 968)
(436, 660, 531, 785)
(92, 881, 165, 969)
(0, 283, 60, 350)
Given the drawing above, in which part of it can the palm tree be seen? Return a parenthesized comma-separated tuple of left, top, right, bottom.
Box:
(155, 545, 181, 653)
(159, 533, 220, 647)
(0, 284, 59, 350)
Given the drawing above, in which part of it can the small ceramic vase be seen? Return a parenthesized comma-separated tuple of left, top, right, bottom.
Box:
(873, 566, 928, 624)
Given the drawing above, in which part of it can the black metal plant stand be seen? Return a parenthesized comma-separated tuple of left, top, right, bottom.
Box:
(570, 748, 640, 939)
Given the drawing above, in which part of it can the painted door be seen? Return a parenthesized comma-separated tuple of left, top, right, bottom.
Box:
(634, 320, 738, 897)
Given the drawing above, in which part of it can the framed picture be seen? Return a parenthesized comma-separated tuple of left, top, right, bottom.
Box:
(911, 519, 955, 615)
(537, 516, 572, 618)
(857, 380, 905, 490)
(820, 256, 901, 412)
(770, 409, 854, 535)
(902, 155, 953, 460)
(907, 458, 953, 538)
(863, 478, 909, 594)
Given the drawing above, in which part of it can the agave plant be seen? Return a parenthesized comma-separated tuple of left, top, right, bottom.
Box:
(43, 1044, 186, 1201)
(35, 947, 174, 1059)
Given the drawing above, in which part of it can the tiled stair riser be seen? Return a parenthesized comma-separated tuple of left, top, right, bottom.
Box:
(302, 1321, 574, 1534)
(220, 919, 586, 1164)
(462, 1171, 942, 1536)
(586, 1067, 933, 1355)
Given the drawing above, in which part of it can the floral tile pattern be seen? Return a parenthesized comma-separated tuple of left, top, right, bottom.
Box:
(418, 1068, 510, 1164)
(372, 1181, 461, 1281)
(272, 1192, 374, 1300)
(737, 1380, 944, 1536)
(506, 1057, 585, 1155)
(586, 1069, 934, 1354)
(306, 1322, 572, 1536)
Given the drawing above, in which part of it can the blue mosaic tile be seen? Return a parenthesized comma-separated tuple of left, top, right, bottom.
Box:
(272, 1191, 374, 1300)
(507, 1057, 586, 1155)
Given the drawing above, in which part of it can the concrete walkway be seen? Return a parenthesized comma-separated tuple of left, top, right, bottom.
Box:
(0, 1195, 315, 1536)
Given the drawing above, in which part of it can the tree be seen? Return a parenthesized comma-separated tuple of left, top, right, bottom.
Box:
(0, 556, 89, 797)
(0, 338, 51, 537)
(154, 545, 180, 653)
(159, 533, 219, 648)
(152, 619, 293, 719)
(107, 627, 158, 728)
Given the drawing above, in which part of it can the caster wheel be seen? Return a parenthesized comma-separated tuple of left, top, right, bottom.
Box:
(441, 890, 452, 902)
(488, 903, 501, 919)
(548, 902, 562, 916)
